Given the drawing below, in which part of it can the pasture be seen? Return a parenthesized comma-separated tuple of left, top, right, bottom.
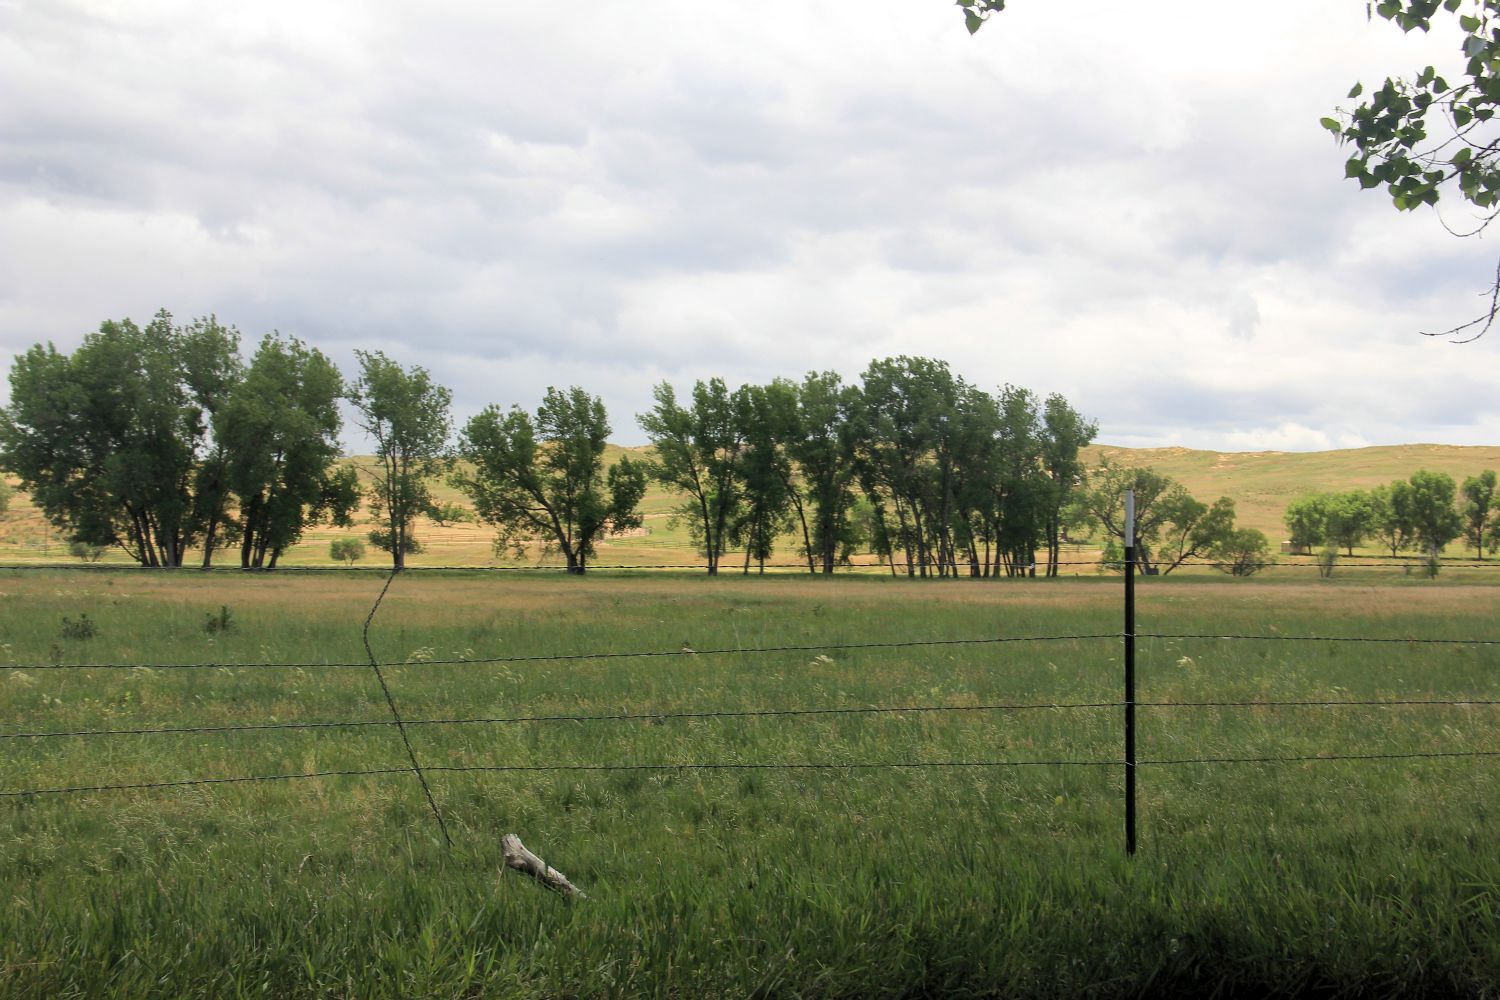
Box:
(2, 569, 1499, 997)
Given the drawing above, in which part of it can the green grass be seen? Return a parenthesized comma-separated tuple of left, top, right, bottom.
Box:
(2, 571, 1499, 997)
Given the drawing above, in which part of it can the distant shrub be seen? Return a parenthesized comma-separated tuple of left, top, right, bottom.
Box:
(330, 537, 365, 566)
(59, 614, 97, 640)
(203, 605, 235, 635)
(1214, 529, 1272, 577)
(368, 529, 423, 555)
(1317, 546, 1338, 579)
(68, 540, 108, 562)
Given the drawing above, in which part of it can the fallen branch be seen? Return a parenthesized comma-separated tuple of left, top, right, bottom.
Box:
(501, 833, 587, 899)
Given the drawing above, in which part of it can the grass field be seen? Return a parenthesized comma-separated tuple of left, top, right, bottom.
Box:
(2, 568, 1499, 997)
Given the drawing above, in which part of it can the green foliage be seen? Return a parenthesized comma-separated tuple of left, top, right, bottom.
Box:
(367, 527, 424, 556)
(455, 386, 646, 574)
(348, 352, 453, 570)
(638, 379, 746, 575)
(216, 335, 352, 570)
(1283, 494, 1330, 553)
(202, 605, 235, 635)
(330, 537, 365, 565)
(955, 0, 1008, 34)
(1156, 495, 1238, 575)
(1317, 545, 1339, 578)
(1407, 468, 1464, 556)
(57, 614, 95, 640)
(0, 479, 10, 518)
(1080, 460, 1188, 574)
(1212, 527, 1273, 576)
(66, 540, 107, 562)
(1460, 469, 1499, 557)
(1326, 0, 1500, 338)
(0, 310, 240, 566)
(1285, 490, 1375, 556)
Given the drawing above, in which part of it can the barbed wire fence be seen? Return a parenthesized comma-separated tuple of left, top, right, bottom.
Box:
(2, 556, 1498, 858)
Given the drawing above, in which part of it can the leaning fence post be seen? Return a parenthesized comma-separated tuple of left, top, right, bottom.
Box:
(1123, 488, 1137, 856)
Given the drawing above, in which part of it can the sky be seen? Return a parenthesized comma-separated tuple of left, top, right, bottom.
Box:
(2, 0, 1499, 451)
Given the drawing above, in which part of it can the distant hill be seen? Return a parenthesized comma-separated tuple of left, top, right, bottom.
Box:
(1083, 443, 1500, 542)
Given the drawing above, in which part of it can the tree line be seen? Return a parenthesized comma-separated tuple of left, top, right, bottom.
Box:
(0, 312, 1284, 577)
(1283, 469, 1500, 562)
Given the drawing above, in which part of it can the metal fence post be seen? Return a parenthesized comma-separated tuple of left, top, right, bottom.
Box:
(1124, 488, 1137, 856)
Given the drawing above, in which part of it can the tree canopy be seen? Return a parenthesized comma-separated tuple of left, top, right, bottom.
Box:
(455, 387, 647, 574)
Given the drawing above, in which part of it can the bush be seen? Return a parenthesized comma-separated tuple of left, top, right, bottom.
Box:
(330, 537, 365, 565)
(367, 529, 423, 555)
(203, 605, 235, 634)
(1317, 545, 1338, 579)
(59, 614, 96, 640)
(1214, 528, 1272, 577)
(68, 540, 108, 562)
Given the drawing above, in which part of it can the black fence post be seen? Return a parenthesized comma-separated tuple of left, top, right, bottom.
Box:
(1124, 488, 1137, 856)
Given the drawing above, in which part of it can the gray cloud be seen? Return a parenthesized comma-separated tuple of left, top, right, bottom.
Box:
(1, 0, 1497, 452)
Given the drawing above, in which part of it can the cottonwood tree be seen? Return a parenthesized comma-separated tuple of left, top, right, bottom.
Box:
(455, 387, 646, 574)
(1461, 469, 1499, 556)
(217, 336, 358, 569)
(639, 379, 746, 575)
(1283, 494, 1330, 553)
(1039, 394, 1098, 576)
(1079, 460, 1185, 574)
(786, 371, 861, 574)
(1213, 528, 1273, 576)
(348, 352, 453, 571)
(1153, 495, 1238, 575)
(730, 382, 797, 574)
(0, 311, 240, 567)
(1407, 468, 1465, 556)
(1368, 480, 1419, 556)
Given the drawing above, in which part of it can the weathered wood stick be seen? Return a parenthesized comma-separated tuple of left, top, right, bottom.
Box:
(501, 833, 587, 899)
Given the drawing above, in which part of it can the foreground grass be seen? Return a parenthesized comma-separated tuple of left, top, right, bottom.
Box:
(2, 570, 1499, 998)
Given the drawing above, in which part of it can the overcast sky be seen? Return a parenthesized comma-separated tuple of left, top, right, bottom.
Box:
(3, 0, 1498, 450)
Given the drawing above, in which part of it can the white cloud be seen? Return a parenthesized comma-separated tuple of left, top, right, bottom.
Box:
(0, 0, 1496, 451)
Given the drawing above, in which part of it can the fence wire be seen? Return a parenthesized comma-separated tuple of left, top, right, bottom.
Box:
(2, 569, 1497, 810)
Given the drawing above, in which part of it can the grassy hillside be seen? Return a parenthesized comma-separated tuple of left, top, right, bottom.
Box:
(3, 443, 1498, 567)
(1084, 443, 1500, 543)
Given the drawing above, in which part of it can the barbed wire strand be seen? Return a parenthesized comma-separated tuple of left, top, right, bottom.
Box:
(5, 632, 1119, 672)
(7, 750, 1498, 799)
(2, 699, 1123, 741)
(361, 570, 451, 849)
(1139, 632, 1500, 646)
(8, 696, 1500, 742)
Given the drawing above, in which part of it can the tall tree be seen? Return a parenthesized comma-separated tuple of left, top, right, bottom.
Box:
(853, 356, 957, 577)
(731, 383, 796, 574)
(1038, 394, 1098, 577)
(1368, 480, 1419, 557)
(1080, 460, 1186, 575)
(1154, 495, 1237, 575)
(1461, 469, 1499, 558)
(348, 351, 453, 571)
(787, 371, 861, 574)
(1283, 494, 1331, 554)
(218, 335, 358, 569)
(639, 379, 746, 575)
(455, 387, 646, 574)
(0, 310, 240, 567)
(1407, 468, 1464, 558)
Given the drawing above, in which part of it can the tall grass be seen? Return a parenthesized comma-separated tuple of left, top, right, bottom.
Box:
(2, 570, 1498, 997)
